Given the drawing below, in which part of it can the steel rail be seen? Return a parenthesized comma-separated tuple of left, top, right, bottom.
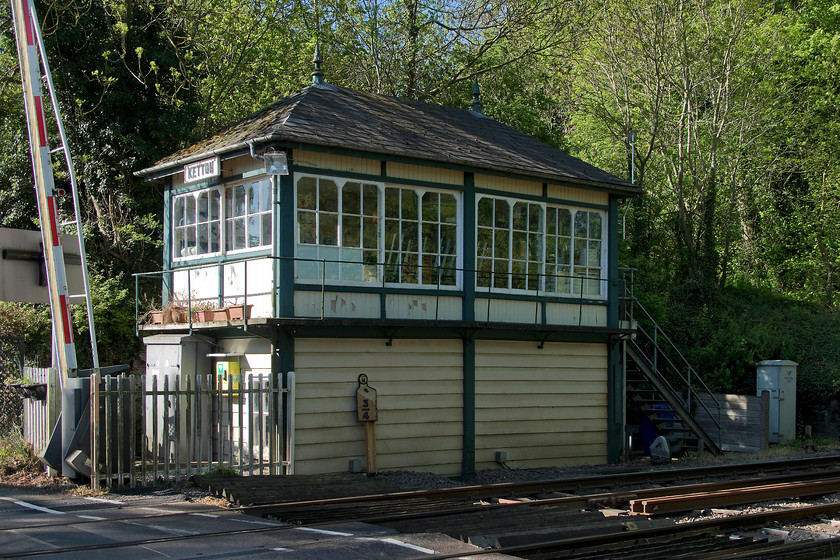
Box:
(8, 494, 840, 559)
(5, 454, 840, 535)
(210, 453, 840, 507)
(414, 501, 840, 560)
(633, 476, 840, 514)
(243, 471, 840, 524)
(3, 470, 818, 534)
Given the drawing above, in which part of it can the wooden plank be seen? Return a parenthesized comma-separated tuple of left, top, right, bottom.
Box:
(475, 174, 542, 196)
(475, 355, 609, 371)
(476, 430, 606, 448)
(386, 162, 463, 185)
(295, 367, 463, 382)
(476, 418, 608, 435)
(475, 403, 608, 422)
(297, 381, 462, 401)
(476, 392, 605, 408)
(475, 369, 608, 384)
(475, 380, 606, 395)
(296, 393, 463, 415)
(377, 435, 463, 454)
(491, 444, 608, 463)
(476, 340, 607, 357)
(297, 150, 380, 175)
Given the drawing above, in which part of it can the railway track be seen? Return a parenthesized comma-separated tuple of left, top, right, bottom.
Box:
(6, 454, 840, 558)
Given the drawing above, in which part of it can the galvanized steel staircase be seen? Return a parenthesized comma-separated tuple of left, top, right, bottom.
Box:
(622, 272, 723, 457)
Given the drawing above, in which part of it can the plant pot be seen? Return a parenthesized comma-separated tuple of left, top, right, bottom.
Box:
(149, 310, 164, 324)
(165, 308, 188, 323)
(226, 304, 253, 321)
(193, 309, 215, 322)
(213, 308, 229, 321)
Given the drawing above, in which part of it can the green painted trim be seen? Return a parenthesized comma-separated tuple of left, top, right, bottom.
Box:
(273, 328, 295, 379)
(462, 337, 476, 479)
(294, 165, 465, 192)
(278, 156, 296, 317)
(272, 174, 281, 315)
(475, 187, 609, 211)
(462, 173, 476, 322)
(170, 249, 273, 269)
(243, 320, 622, 343)
(170, 180, 225, 194)
(162, 178, 173, 271)
(607, 337, 625, 463)
(608, 196, 619, 328)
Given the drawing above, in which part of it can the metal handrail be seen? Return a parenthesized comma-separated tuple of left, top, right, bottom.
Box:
(619, 268, 722, 442)
(134, 254, 617, 332)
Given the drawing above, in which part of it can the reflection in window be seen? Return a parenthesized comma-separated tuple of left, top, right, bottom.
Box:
(295, 175, 460, 287)
(173, 189, 221, 259)
(478, 196, 605, 297)
(546, 208, 603, 295)
(226, 179, 272, 252)
(477, 197, 510, 289)
(296, 176, 382, 282)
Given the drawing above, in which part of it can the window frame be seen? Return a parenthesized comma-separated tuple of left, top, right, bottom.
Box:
(475, 194, 607, 300)
(172, 187, 223, 261)
(225, 178, 273, 255)
(171, 177, 274, 263)
(294, 173, 462, 289)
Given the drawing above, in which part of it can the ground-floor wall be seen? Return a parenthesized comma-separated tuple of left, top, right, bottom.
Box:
(293, 338, 465, 475)
(143, 333, 614, 477)
(293, 337, 609, 476)
(474, 340, 608, 471)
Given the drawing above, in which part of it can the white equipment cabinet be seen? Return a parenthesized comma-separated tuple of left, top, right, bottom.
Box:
(756, 360, 797, 444)
(144, 334, 215, 461)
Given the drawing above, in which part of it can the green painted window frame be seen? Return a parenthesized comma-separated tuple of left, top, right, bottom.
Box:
(295, 173, 462, 288)
(476, 194, 606, 299)
(172, 178, 274, 263)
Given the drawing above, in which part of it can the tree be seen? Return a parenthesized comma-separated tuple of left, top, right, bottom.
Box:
(569, 0, 783, 293)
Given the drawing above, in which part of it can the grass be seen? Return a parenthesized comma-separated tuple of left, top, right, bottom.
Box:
(0, 428, 42, 478)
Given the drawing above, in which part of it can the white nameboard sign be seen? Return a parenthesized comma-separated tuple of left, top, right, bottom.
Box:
(184, 157, 220, 184)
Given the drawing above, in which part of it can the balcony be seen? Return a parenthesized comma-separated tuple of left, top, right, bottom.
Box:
(134, 255, 630, 341)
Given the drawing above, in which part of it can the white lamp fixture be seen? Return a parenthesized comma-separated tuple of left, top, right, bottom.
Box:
(264, 150, 289, 175)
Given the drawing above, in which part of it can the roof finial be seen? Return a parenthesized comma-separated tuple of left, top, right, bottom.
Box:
(471, 76, 483, 113)
(312, 40, 325, 85)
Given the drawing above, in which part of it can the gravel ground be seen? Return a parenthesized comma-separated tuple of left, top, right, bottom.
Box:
(4, 441, 840, 502)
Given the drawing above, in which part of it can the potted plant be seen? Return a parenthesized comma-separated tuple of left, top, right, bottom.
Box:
(191, 301, 216, 323)
(225, 303, 253, 321)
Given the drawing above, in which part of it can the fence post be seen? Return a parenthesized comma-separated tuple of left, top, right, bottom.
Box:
(46, 368, 59, 476)
(90, 372, 100, 492)
(284, 371, 295, 475)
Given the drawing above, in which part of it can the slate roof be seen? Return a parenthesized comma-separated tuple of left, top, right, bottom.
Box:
(138, 84, 640, 195)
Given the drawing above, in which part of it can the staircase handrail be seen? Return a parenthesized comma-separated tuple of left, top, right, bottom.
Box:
(620, 269, 722, 447)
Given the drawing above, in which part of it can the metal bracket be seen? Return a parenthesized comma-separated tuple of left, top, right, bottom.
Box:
(537, 331, 556, 350)
(385, 327, 403, 346)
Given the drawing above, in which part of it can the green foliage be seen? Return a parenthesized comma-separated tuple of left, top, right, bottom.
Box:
(635, 280, 840, 411)
(208, 465, 239, 477)
(0, 428, 41, 475)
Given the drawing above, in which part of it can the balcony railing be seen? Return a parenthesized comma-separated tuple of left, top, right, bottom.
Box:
(134, 255, 622, 333)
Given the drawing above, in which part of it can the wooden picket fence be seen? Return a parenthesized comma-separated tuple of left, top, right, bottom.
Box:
(90, 371, 294, 490)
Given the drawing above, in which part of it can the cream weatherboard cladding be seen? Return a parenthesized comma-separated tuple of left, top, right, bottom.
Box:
(293, 338, 464, 475)
(474, 340, 608, 470)
(295, 150, 381, 175)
